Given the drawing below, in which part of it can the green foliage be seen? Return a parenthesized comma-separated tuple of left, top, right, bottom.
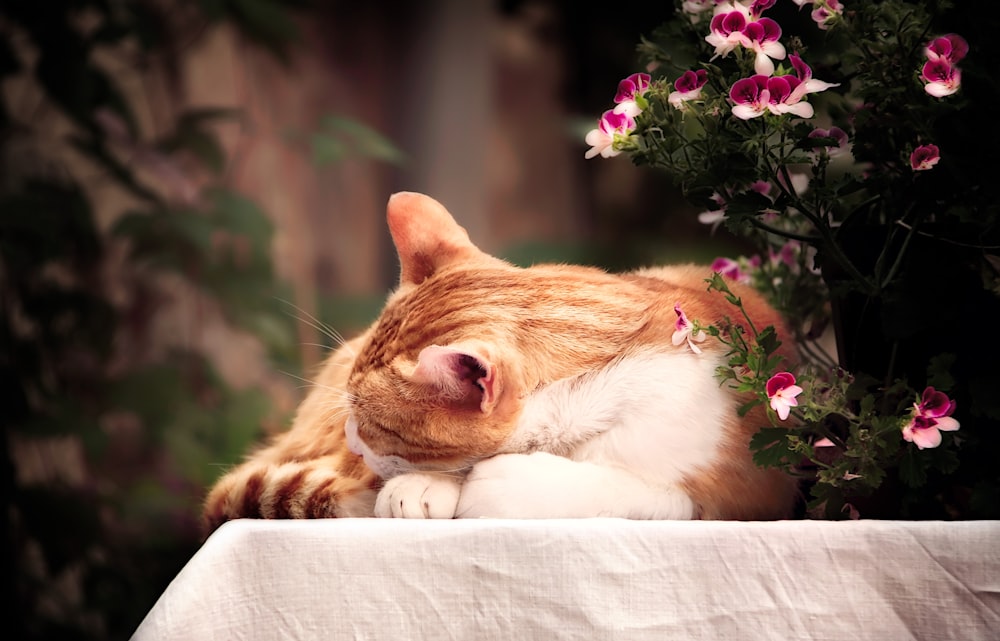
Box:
(0, 1, 338, 639)
(610, 0, 1000, 518)
(287, 114, 406, 168)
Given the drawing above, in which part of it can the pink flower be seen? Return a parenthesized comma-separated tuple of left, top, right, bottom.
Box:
(668, 69, 709, 109)
(748, 0, 777, 18)
(672, 303, 707, 354)
(916, 386, 958, 419)
(769, 240, 802, 269)
(910, 144, 940, 171)
(730, 75, 815, 119)
(922, 59, 962, 97)
(730, 75, 770, 119)
(902, 387, 960, 449)
(584, 110, 636, 159)
(810, 0, 843, 29)
(808, 126, 849, 156)
(766, 372, 803, 420)
(706, 10, 748, 58)
(613, 73, 651, 117)
(710, 256, 751, 283)
(698, 192, 727, 230)
(739, 17, 786, 75)
(788, 53, 840, 96)
(925, 34, 968, 64)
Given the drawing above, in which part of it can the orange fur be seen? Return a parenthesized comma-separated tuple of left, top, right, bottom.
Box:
(203, 192, 799, 532)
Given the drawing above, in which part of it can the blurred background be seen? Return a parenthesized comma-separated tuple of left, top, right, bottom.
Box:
(1, 1, 742, 638)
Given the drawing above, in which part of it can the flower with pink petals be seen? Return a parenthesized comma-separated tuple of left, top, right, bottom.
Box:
(808, 126, 849, 156)
(766, 372, 803, 420)
(706, 10, 748, 58)
(668, 69, 709, 109)
(730, 75, 770, 119)
(902, 387, 960, 449)
(672, 303, 707, 354)
(769, 239, 803, 269)
(767, 74, 816, 117)
(697, 192, 728, 230)
(739, 17, 786, 75)
(613, 73, 652, 117)
(730, 74, 816, 119)
(710, 256, 750, 283)
(810, 0, 843, 29)
(922, 59, 962, 97)
(584, 110, 636, 159)
(910, 144, 940, 171)
(748, 0, 776, 17)
(788, 53, 840, 96)
(925, 34, 968, 64)
(916, 387, 957, 419)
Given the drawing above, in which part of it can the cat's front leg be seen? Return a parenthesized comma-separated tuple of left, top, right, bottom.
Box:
(456, 452, 696, 519)
(374, 472, 462, 518)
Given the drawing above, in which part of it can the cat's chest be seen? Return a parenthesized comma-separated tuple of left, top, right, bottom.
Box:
(508, 349, 733, 483)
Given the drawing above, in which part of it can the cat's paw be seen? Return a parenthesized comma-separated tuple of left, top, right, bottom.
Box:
(456, 452, 592, 518)
(456, 452, 696, 519)
(374, 472, 461, 519)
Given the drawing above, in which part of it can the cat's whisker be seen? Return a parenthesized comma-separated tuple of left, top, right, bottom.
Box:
(276, 297, 354, 352)
(278, 370, 352, 396)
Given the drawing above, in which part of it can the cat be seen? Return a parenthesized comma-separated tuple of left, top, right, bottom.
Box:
(202, 191, 799, 532)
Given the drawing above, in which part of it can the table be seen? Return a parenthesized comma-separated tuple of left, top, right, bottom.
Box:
(131, 518, 1000, 640)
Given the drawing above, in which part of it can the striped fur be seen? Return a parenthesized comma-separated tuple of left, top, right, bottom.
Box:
(203, 192, 799, 531)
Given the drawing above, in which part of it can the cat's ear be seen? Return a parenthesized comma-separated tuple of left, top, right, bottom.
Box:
(409, 344, 498, 413)
(386, 192, 489, 286)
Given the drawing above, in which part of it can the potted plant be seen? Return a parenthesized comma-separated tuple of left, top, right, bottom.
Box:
(583, 0, 999, 519)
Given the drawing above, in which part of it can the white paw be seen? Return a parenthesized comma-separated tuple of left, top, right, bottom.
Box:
(374, 472, 462, 519)
(456, 452, 695, 519)
(456, 452, 589, 518)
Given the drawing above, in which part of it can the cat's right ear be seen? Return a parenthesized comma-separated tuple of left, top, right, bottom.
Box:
(408, 344, 498, 414)
(386, 192, 489, 286)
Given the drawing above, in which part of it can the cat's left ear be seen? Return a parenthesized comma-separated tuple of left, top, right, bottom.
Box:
(386, 192, 495, 286)
(408, 344, 498, 414)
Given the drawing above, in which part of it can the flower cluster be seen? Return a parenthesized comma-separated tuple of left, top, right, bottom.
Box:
(922, 33, 967, 97)
(729, 54, 837, 120)
(581, 1, 989, 518)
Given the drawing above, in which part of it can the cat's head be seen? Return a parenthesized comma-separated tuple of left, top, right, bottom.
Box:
(344, 193, 529, 478)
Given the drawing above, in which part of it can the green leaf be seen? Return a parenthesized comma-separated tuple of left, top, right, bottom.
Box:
(159, 109, 242, 173)
(311, 115, 406, 166)
(756, 325, 781, 357)
(750, 427, 795, 468)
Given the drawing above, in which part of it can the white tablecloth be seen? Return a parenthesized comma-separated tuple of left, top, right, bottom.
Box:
(131, 519, 1000, 641)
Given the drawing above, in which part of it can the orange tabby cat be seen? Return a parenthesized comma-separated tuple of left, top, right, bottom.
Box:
(203, 192, 798, 532)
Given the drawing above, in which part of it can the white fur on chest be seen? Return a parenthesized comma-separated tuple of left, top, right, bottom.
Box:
(504, 348, 731, 485)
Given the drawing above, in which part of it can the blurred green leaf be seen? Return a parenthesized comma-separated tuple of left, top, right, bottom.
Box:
(313, 114, 406, 166)
(160, 109, 243, 173)
(222, 0, 301, 62)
